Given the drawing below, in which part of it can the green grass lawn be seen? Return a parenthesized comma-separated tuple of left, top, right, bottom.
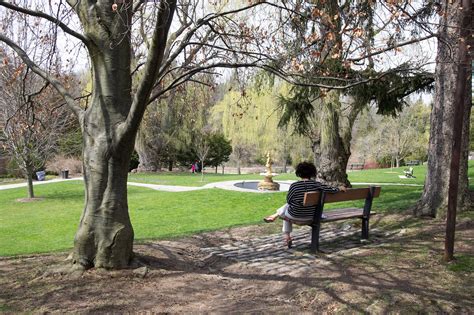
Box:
(1, 161, 472, 257)
(129, 162, 471, 187)
(0, 174, 57, 186)
(0, 181, 286, 256)
(348, 164, 427, 185)
(0, 178, 25, 186)
(126, 166, 423, 186)
(127, 171, 299, 186)
(0, 182, 421, 257)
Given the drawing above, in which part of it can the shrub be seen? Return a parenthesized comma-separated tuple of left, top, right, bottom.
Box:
(46, 155, 82, 175)
(6, 159, 22, 178)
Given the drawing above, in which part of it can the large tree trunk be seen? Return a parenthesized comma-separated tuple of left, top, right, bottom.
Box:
(311, 0, 357, 188)
(73, 134, 135, 268)
(316, 93, 351, 187)
(0, 0, 174, 269)
(413, 1, 472, 218)
(135, 129, 161, 172)
(72, 2, 137, 269)
(312, 139, 321, 171)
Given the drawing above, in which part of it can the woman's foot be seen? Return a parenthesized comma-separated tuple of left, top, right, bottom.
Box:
(285, 234, 293, 248)
(263, 216, 277, 223)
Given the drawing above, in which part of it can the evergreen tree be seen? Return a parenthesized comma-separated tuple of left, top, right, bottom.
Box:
(205, 133, 232, 173)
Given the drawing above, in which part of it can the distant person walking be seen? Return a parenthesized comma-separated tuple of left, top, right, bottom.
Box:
(191, 163, 196, 173)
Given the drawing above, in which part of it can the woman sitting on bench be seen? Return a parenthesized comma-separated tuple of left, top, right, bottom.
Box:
(263, 161, 346, 248)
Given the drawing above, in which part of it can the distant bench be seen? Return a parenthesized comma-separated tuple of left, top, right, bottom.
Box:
(404, 167, 415, 178)
(348, 163, 364, 171)
(285, 186, 381, 253)
(406, 160, 421, 166)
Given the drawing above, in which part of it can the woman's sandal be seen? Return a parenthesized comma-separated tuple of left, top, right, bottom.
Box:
(263, 216, 276, 223)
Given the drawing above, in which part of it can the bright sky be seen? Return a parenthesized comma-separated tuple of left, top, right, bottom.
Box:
(1, 0, 441, 104)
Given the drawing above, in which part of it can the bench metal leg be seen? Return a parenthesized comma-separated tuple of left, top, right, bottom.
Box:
(361, 217, 369, 239)
(310, 223, 321, 253)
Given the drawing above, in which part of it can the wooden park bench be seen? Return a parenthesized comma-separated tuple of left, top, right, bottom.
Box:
(348, 163, 364, 171)
(286, 186, 381, 253)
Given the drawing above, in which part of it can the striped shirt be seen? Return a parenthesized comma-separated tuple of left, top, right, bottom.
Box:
(287, 180, 339, 219)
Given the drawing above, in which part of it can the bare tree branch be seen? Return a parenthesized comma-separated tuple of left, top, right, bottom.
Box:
(149, 60, 419, 106)
(0, 0, 90, 45)
(0, 33, 83, 119)
(121, 0, 177, 139)
(156, 1, 271, 81)
(347, 34, 435, 63)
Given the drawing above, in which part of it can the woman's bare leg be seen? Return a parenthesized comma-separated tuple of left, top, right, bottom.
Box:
(263, 204, 288, 222)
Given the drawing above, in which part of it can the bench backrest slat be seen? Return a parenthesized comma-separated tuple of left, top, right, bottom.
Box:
(303, 186, 381, 207)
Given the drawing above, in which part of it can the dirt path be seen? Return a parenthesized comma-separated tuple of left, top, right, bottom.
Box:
(0, 215, 473, 313)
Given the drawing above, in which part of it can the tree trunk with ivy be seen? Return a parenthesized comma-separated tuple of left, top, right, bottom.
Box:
(413, 1, 472, 218)
(315, 92, 360, 187)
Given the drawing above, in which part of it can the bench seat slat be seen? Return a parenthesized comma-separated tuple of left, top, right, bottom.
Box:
(288, 209, 378, 225)
(322, 208, 377, 222)
(324, 207, 363, 218)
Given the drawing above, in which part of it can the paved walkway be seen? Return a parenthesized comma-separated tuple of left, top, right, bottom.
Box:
(0, 177, 423, 193)
(202, 225, 383, 275)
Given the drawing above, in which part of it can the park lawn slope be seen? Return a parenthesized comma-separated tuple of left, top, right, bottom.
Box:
(4, 160, 474, 188)
(0, 181, 84, 257)
(0, 181, 285, 256)
(128, 187, 286, 240)
(0, 179, 422, 257)
(127, 172, 298, 186)
(348, 165, 426, 185)
(127, 165, 425, 187)
(127, 160, 474, 187)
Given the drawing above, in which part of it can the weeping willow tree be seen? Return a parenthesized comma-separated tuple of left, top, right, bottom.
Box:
(212, 77, 312, 170)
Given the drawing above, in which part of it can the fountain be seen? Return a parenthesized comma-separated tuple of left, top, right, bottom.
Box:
(232, 151, 289, 192)
(257, 152, 280, 191)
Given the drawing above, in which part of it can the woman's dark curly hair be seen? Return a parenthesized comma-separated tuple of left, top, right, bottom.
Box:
(295, 161, 317, 179)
